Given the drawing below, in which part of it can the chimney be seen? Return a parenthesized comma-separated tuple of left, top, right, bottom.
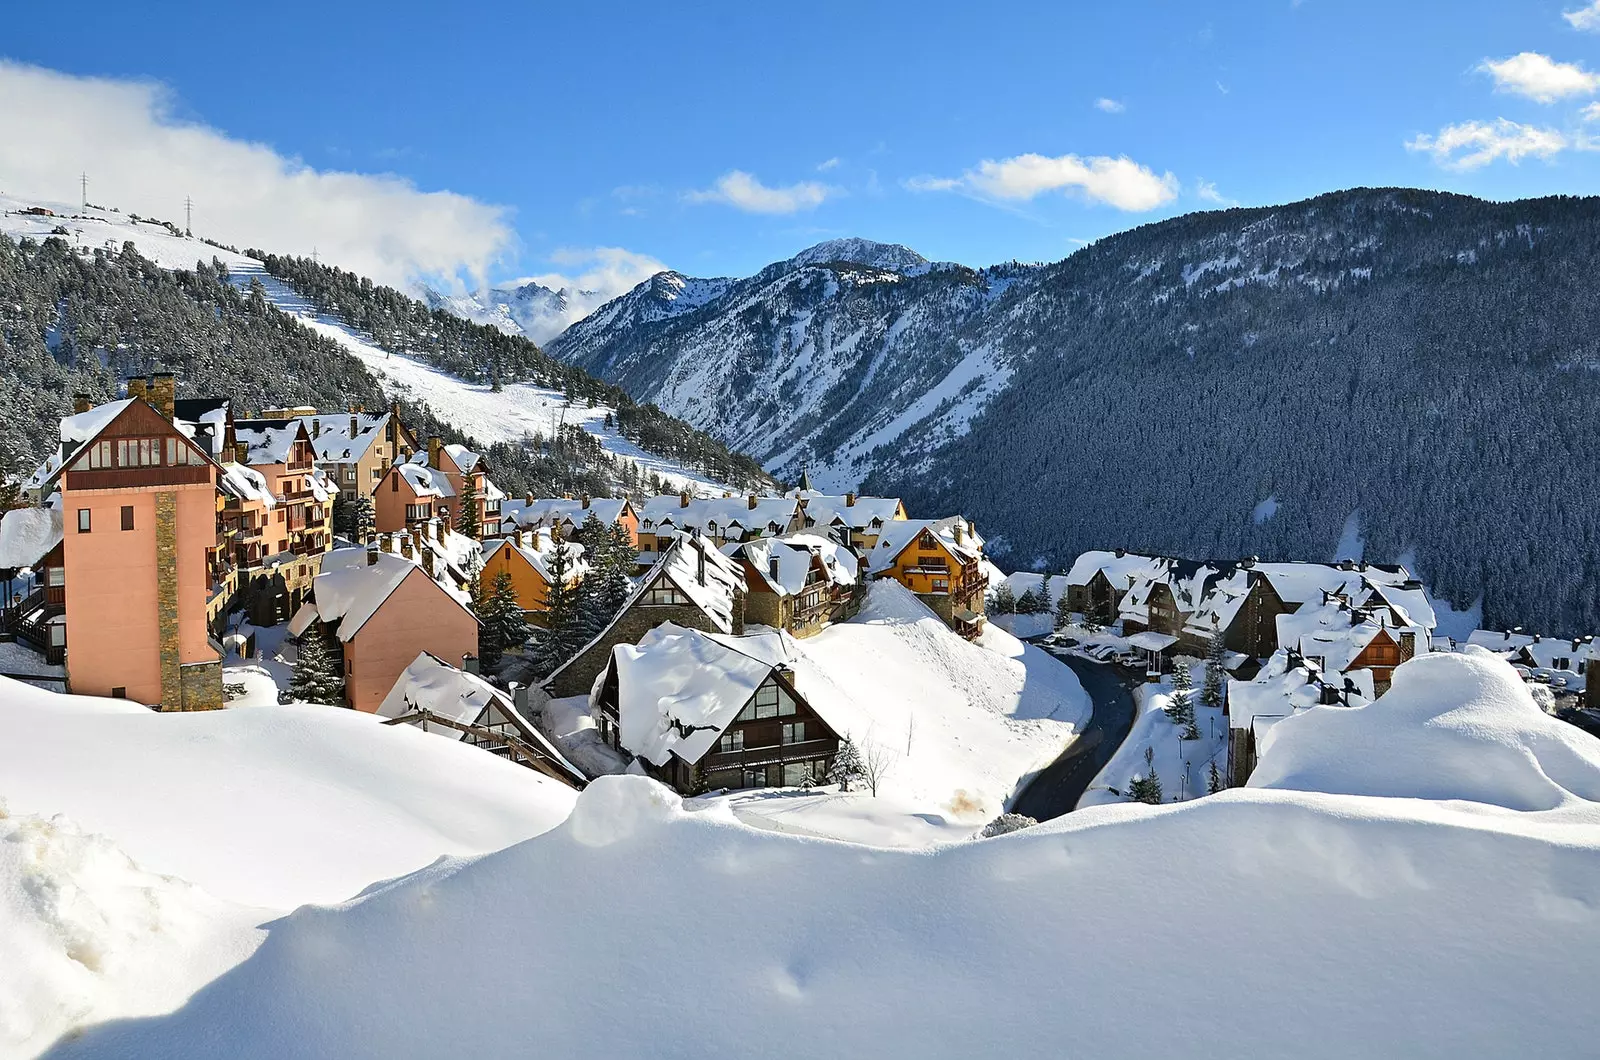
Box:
(311, 418, 321, 438)
(524, 493, 534, 506)
(1242, 555, 1258, 569)
(127, 377, 148, 402)
(463, 653, 479, 676)
(150, 372, 176, 421)
(511, 682, 530, 715)
(953, 520, 965, 546)
(350, 415, 359, 437)
(749, 494, 759, 510)
(514, 528, 526, 549)
(697, 541, 707, 586)
(235, 442, 250, 465)
(1114, 548, 1126, 559)
(679, 489, 691, 508)
(72, 393, 92, 414)
(846, 492, 856, 507)
(421, 547, 435, 578)
(768, 556, 780, 583)
(366, 544, 379, 567)
(380, 534, 393, 554)
(434, 518, 445, 542)
(400, 533, 413, 559)
(429, 436, 443, 469)
(580, 494, 590, 509)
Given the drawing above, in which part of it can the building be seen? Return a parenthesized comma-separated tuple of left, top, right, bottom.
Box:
(635, 493, 802, 556)
(378, 651, 585, 788)
(287, 547, 478, 713)
(1466, 628, 1593, 700)
(544, 531, 745, 699)
(479, 529, 587, 621)
(373, 452, 455, 534)
(224, 417, 335, 559)
(46, 391, 225, 708)
(424, 438, 502, 538)
(723, 532, 861, 638)
(499, 495, 639, 550)
(0, 507, 66, 663)
(294, 405, 418, 505)
(1063, 550, 1169, 624)
(866, 516, 987, 639)
(592, 622, 841, 794)
(794, 492, 907, 551)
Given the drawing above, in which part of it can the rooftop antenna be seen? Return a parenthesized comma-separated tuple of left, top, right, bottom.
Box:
(184, 195, 193, 237)
(79, 171, 88, 209)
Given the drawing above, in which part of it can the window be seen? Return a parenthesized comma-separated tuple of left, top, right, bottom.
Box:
(111, 686, 126, 699)
(405, 503, 432, 522)
(346, 659, 353, 675)
(86, 440, 112, 468)
(47, 567, 65, 587)
(644, 581, 687, 605)
(781, 721, 807, 745)
(719, 730, 744, 752)
(391, 473, 399, 492)
(77, 508, 90, 533)
(120, 506, 134, 531)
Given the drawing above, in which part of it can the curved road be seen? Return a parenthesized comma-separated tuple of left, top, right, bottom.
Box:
(1011, 653, 1138, 822)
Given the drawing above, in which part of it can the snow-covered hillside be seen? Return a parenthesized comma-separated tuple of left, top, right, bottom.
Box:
(0, 194, 735, 495)
(29, 650, 1600, 1059)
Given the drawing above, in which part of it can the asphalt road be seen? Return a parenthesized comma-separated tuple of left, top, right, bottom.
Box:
(1010, 653, 1138, 821)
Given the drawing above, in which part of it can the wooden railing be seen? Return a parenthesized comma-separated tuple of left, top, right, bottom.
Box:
(700, 737, 836, 774)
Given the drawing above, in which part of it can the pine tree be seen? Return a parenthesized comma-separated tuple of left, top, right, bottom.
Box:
(479, 569, 529, 672)
(1127, 747, 1163, 804)
(1016, 587, 1039, 614)
(289, 628, 345, 706)
(1203, 632, 1227, 709)
(1055, 591, 1073, 631)
(1039, 572, 1053, 614)
(992, 582, 1017, 614)
(533, 541, 582, 677)
(455, 479, 481, 538)
(1208, 760, 1223, 795)
(829, 736, 865, 792)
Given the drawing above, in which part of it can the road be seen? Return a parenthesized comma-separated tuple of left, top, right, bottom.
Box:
(1010, 653, 1138, 822)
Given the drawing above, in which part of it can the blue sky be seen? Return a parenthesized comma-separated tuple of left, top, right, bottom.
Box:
(4, 0, 1600, 293)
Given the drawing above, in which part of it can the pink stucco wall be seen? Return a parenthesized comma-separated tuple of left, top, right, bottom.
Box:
(343, 567, 477, 712)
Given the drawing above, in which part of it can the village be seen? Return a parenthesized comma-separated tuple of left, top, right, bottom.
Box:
(0, 376, 1594, 840)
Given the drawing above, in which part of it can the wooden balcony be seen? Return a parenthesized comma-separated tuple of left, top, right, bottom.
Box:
(700, 737, 837, 773)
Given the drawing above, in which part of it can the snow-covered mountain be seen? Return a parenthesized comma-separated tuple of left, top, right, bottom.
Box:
(547, 190, 1600, 634)
(425, 279, 588, 345)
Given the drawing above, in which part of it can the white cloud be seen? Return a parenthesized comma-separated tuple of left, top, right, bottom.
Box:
(1478, 52, 1600, 103)
(1094, 97, 1126, 113)
(1564, 1, 1600, 31)
(1405, 118, 1568, 170)
(0, 61, 513, 289)
(815, 157, 841, 171)
(1583, 101, 1600, 122)
(686, 170, 837, 214)
(961, 153, 1179, 211)
(1196, 180, 1239, 206)
(515, 246, 668, 337)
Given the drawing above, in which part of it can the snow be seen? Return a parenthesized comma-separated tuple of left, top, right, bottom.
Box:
(1333, 508, 1366, 562)
(1080, 661, 1228, 808)
(1251, 494, 1280, 525)
(1251, 647, 1600, 809)
(0, 509, 62, 569)
(293, 550, 419, 641)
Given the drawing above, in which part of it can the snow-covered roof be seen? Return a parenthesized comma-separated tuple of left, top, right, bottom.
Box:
(800, 494, 905, 532)
(299, 411, 391, 463)
(0, 507, 63, 569)
(218, 462, 277, 508)
(27, 399, 140, 491)
(173, 398, 231, 459)
(292, 549, 474, 642)
(1253, 561, 1414, 606)
(485, 531, 587, 584)
(397, 453, 456, 499)
(443, 443, 483, 474)
(611, 623, 791, 767)
(499, 496, 632, 532)
(867, 516, 982, 574)
(1064, 549, 1169, 588)
(638, 494, 801, 540)
(726, 532, 857, 595)
(232, 419, 306, 466)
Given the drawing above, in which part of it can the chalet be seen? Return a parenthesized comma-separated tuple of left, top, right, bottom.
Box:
(795, 492, 908, 550)
(224, 417, 335, 559)
(378, 651, 585, 788)
(1467, 628, 1594, 696)
(287, 547, 478, 713)
(424, 438, 502, 537)
(295, 405, 418, 504)
(635, 493, 802, 556)
(480, 529, 588, 622)
(374, 452, 455, 533)
(723, 532, 861, 638)
(1225, 654, 1340, 787)
(1063, 550, 1168, 624)
(0, 507, 66, 664)
(867, 516, 987, 639)
(593, 623, 841, 794)
(1112, 559, 1290, 663)
(544, 531, 745, 699)
(499, 495, 640, 550)
(37, 387, 226, 709)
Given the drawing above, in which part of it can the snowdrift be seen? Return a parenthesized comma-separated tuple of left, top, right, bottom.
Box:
(48, 760, 1600, 1060)
(1250, 647, 1600, 810)
(0, 678, 576, 908)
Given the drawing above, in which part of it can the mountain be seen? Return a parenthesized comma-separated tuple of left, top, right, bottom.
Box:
(426, 279, 584, 345)
(548, 190, 1600, 634)
(0, 194, 770, 499)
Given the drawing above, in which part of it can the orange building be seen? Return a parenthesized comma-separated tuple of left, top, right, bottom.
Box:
(428, 439, 502, 538)
(866, 516, 988, 639)
(225, 418, 334, 558)
(288, 547, 479, 713)
(480, 529, 586, 621)
(48, 388, 225, 708)
(373, 454, 455, 535)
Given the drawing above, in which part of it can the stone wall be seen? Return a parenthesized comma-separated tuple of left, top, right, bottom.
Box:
(180, 658, 224, 710)
(155, 491, 182, 710)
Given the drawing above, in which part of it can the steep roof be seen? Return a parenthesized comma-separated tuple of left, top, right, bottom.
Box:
(727, 532, 857, 595)
(396, 452, 455, 498)
(867, 516, 982, 575)
(499, 496, 632, 532)
(442, 443, 484, 474)
(290, 549, 474, 642)
(26, 399, 137, 492)
(638, 495, 801, 539)
(299, 411, 392, 463)
(232, 418, 307, 466)
(801, 495, 905, 531)
(484, 531, 587, 584)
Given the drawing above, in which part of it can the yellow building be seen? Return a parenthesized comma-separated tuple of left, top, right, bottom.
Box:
(480, 529, 585, 622)
(866, 516, 988, 639)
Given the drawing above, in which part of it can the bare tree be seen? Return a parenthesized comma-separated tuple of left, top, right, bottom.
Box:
(860, 739, 898, 798)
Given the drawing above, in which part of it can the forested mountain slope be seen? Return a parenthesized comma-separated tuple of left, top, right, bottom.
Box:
(551, 190, 1600, 633)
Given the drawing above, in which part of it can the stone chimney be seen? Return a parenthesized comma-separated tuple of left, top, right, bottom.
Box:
(514, 528, 526, 549)
(72, 393, 92, 414)
(696, 540, 707, 586)
(748, 494, 759, 510)
(846, 492, 856, 507)
(366, 544, 379, 567)
(768, 556, 780, 583)
(953, 520, 965, 547)
(434, 518, 445, 542)
(234, 442, 251, 465)
(150, 372, 176, 421)
(1114, 547, 1126, 559)
(127, 377, 148, 402)
(429, 436, 444, 469)
(399, 533, 413, 559)
(350, 414, 359, 437)
(311, 418, 321, 438)
(580, 494, 590, 509)
(380, 534, 393, 554)
(524, 493, 534, 506)
(679, 490, 691, 508)
(421, 547, 435, 578)
(1242, 555, 1258, 569)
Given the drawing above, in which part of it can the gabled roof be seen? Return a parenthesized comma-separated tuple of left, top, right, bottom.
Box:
(484, 531, 587, 584)
(442, 443, 484, 475)
(611, 622, 791, 767)
(218, 462, 277, 508)
(289, 549, 474, 642)
(867, 516, 982, 574)
(801, 495, 905, 531)
(232, 418, 309, 466)
(0, 507, 63, 569)
(28, 398, 219, 494)
(299, 411, 392, 463)
(394, 453, 455, 498)
(637, 495, 801, 539)
(726, 532, 857, 595)
(173, 398, 231, 459)
(500, 496, 633, 532)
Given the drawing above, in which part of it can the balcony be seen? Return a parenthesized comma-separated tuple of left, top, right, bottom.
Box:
(699, 737, 837, 774)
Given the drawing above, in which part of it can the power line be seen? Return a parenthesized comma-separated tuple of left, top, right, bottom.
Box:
(184, 195, 193, 237)
(79, 171, 87, 209)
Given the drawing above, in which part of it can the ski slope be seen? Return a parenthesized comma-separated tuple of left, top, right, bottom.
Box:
(0, 195, 732, 496)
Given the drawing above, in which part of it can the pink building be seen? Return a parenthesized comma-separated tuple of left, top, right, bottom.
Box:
(288, 547, 478, 713)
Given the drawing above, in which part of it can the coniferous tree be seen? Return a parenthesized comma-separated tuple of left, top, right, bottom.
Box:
(289, 629, 345, 706)
(828, 736, 865, 792)
(1127, 747, 1163, 804)
(1208, 760, 1223, 795)
(1055, 591, 1073, 631)
(991, 582, 1017, 615)
(479, 569, 530, 671)
(1203, 633, 1227, 709)
(1039, 572, 1053, 614)
(455, 479, 482, 538)
(533, 541, 582, 677)
(1016, 587, 1039, 615)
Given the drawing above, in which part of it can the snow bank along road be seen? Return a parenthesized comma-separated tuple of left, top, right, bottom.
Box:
(16, 649, 1600, 1059)
(1010, 653, 1138, 820)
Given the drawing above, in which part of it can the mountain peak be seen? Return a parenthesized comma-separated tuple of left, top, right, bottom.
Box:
(787, 238, 928, 273)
